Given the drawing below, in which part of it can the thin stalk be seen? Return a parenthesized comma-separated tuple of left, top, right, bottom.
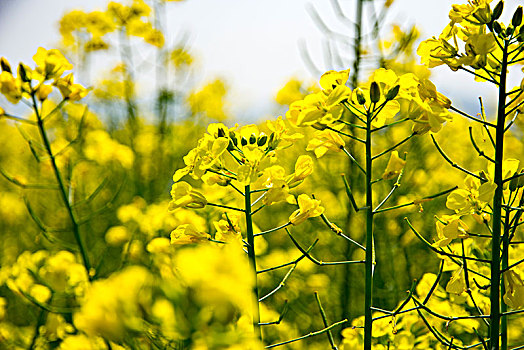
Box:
(314, 292, 338, 350)
(264, 319, 348, 349)
(31, 94, 92, 280)
(363, 109, 374, 350)
(244, 185, 262, 341)
(489, 41, 508, 350)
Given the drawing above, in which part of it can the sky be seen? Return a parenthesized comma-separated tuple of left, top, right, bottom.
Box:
(0, 0, 517, 121)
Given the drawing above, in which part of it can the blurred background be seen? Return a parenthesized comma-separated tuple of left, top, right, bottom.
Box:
(0, 0, 499, 120)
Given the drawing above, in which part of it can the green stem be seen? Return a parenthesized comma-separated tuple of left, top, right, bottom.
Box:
(364, 109, 374, 350)
(31, 94, 92, 280)
(490, 41, 508, 350)
(245, 185, 262, 341)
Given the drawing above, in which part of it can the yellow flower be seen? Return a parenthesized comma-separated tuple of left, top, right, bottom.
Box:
(398, 75, 452, 134)
(259, 166, 290, 206)
(53, 73, 88, 101)
(287, 155, 313, 187)
(382, 151, 406, 180)
(446, 268, 466, 295)
(417, 37, 459, 69)
(170, 224, 210, 244)
(74, 266, 153, 342)
(434, 215, 469, 247)
(33, 47, 73, 80)
(306, 128, 345, 158)
(36, 84, 53, 101)
(146, 237, 171, 254)
(319, 69, 350, 90)
(503, 270, 524, 309)
(213, 213, 242, 242)
(187, 79, 229, 121)
(170, 46, 193, 68)
(289, 194, 324, 225)
(0, 71, 22, 104)
(446, 175, 496, 216)
(105, 226, 131, 247)
(168, 181, 207, 210)
(275, 78, 306, 105)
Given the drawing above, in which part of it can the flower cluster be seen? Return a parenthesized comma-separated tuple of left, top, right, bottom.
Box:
(0, 49, 87, 104)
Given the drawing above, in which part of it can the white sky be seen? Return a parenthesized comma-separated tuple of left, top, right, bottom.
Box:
(0, 0, 519, 120)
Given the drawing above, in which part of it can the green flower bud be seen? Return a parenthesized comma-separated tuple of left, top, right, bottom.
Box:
(370, 81, 380, 103)
(385, 85, 400, 101)
(249, 133, 256, 144)
(241, 137, 248, 146)
(493, 21, 503, 35)
(18, 63, 30, 83)
(517, 170, 524, 188)
(512, 6, 522, 28)
(0, 58, 11, 73)
(509, 172, 519, 192)
(479, 170, 489, 184)
(355, 88, 366, 105)
(257, 134, 268, 146)
(229, 131, 238, 146)
(492, 1, 504, 22)
(518, 27, 524, 42)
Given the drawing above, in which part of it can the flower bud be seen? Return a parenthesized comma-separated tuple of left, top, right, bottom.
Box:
(493, 21, 503, 35)
(18, 63, 31, 83)
(509, 172, 519, 192)
(517, 169, 524, 188)
(230, 131, 238, 146)
(518, 27, 524, 42)
(257, 134, 268, 146)
(0, 58, 11, 73)
(492, 1, 504, 22)
(355, 88, 366, 105)
(370, 81, 380, 103)
(385, 85, 400, 101)
(512, 6, 522, 28)
(36, 84, 53, 101)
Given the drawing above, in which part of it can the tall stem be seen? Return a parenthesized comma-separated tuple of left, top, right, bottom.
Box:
(245, 185, 262, 341)
(31, 94, 92, 280)
(342, 0, 365, 324)
(490, 42, 508, 350)
(363, 111, 374, 350)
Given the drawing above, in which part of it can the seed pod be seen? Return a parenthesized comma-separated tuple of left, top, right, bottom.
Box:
(370, 81, 380, 103)
(0, 58, 11, 73)
(492, 1, 503, 21)
(512, 6, 522, 27)
(385, 85, 400, 101)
